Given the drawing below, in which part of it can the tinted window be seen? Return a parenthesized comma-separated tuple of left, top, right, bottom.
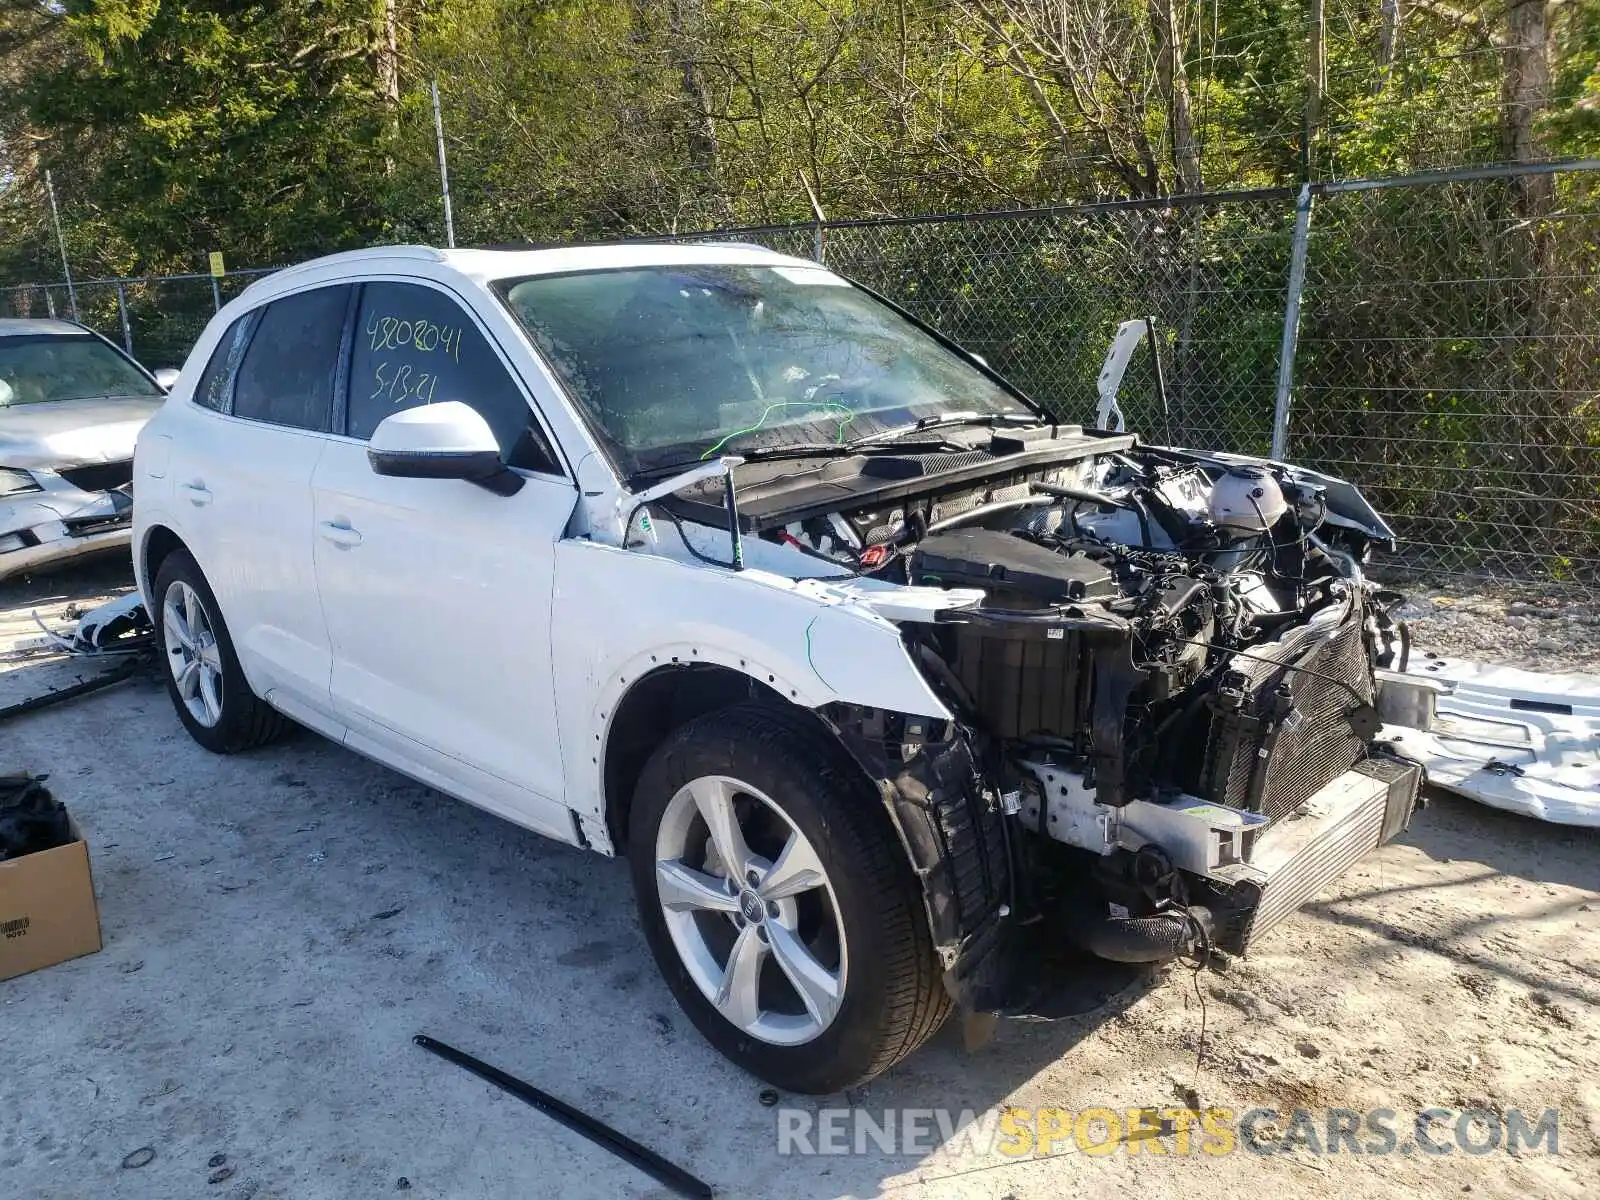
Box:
(232, 285, 351, 431)
(192, 314, 256, 412)
(347, 281, 555, 471)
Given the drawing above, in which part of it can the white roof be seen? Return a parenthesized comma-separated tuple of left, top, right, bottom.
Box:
(263, 241, 819, 291)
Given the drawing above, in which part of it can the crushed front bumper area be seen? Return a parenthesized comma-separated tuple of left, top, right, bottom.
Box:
(1018, 754, 1421, 961)
(826, 697, 1423, 1015)
(0, 485, 133, 581)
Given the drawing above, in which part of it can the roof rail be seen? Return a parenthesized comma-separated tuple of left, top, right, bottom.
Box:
(268, 244, 446, 280)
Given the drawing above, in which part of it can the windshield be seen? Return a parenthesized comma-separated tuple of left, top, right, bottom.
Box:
(497, 263, 1035, 475)
(0, 334, 161, 406)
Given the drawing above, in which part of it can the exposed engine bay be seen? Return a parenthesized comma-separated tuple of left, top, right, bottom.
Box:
(652, 418, 1424, 993)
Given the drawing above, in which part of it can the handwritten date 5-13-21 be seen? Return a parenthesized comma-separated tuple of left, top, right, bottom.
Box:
(369, 360, 441, 406)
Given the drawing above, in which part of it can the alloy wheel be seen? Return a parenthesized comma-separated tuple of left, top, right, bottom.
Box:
(162, 579, 224, 728)
(654, 775, 848, 1046)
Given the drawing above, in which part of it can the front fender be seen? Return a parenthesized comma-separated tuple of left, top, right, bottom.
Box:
(550, 538, 951, 826)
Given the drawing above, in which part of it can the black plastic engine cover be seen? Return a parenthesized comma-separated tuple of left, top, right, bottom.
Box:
(911, 529, 1113, 605)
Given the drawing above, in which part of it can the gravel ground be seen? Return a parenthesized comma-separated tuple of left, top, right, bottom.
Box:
(1, 557, 1596, 1200)
(1392, 584, 1600, 674)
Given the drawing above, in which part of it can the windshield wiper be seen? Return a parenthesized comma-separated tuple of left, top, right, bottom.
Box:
(848, 410, 1039, 448)
(736, 442, 856, 462)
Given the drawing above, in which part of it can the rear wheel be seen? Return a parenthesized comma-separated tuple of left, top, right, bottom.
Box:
(628, 704, 950, 1094)
(152, 549, 287, 753)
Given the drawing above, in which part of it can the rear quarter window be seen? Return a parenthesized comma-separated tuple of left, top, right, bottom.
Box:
(192, 314, 257, 413)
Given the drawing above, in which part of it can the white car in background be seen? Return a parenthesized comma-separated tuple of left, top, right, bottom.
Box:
(1, 318, 175, 582)
(133, 243, 1427, 1093)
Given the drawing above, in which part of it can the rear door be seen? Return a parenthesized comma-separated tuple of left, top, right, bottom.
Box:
(165, 284, 352, 724)
(311, 277, 576, 835)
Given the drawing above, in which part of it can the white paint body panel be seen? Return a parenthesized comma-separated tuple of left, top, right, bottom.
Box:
(312, 437, 575, 837)
(161, 406, 336, 717)
(133, 243, 961, 857)
(1381, 656, 1600, 827)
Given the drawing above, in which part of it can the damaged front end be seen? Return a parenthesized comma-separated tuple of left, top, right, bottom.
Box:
(691, 430, 1429, 1011)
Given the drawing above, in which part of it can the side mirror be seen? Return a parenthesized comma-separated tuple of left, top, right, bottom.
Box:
(367, 401, 524, 496)
(153, 367, 181, 391)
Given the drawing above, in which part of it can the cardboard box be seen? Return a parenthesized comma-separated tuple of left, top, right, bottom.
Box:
(0, 815, 102, 982)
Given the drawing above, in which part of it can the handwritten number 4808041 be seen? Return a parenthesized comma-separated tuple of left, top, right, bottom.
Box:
(367, 314, 464, 360)
(371, 361, 439, 406)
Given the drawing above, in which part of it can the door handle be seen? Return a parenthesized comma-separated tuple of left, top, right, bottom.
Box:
(178, 481, 212, 506)
(318, 520, 363, 548)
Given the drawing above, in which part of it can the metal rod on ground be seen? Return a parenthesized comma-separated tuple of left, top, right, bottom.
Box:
(431, 80, 456, 249)
(0, 661, 142, 726)
(44, 170, 79, 322)
(412, 1034, 714, 1199)
(1271, 183, 1314, 461)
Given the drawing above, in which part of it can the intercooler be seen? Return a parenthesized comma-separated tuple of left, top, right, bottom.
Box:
(1200, 595, 1375, 823)
(1216, 756, 1421, 953)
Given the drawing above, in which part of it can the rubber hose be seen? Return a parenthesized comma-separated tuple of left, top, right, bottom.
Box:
(1072, 905, 1212, 964)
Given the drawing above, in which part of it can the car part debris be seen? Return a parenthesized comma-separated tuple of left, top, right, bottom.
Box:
(3, 592, 153, 665)
(412, 1034, 714, 1200)
(28, 591, 153, 657)
(1, 592, 152, 724)
(1378, 657, 1600, 826)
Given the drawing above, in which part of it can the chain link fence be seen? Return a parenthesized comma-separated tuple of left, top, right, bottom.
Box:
(4, 164, 1596, 592)
(677, 165, 1600, 593)
(0, 269, 278, 369)
(1291, 169, 1600, 591)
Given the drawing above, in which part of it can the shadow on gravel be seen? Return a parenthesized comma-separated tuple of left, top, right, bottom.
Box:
(1301, 790, 1600, 1008)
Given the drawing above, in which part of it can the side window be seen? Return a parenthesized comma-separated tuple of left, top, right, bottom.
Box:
(192, 312, 256, 412)
(232, 285, 351, 431)
(347, 281, 559, 472)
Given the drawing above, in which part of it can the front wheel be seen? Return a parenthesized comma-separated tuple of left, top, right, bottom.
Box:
(628, 704, 950, 1094)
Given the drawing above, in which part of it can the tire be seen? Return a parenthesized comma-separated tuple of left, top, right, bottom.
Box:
(628, 703, 950, 1094)
(151, 548, 287, 754)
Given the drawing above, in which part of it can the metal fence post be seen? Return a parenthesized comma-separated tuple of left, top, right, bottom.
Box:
(1271, 183, 1314, 460)
(210, 276, 222, 312)
(432, 80, 457, 249)
(44, 169, 80, 322)
(116, 283, 134, 354)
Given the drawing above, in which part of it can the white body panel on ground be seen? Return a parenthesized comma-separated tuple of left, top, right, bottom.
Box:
(1382, 656, 1600, 827)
